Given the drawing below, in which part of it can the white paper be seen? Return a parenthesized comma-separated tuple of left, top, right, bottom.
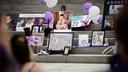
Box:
(78, 34, 89, 47)
(19, 14, 45, 18)
(53, 29, 72, 32)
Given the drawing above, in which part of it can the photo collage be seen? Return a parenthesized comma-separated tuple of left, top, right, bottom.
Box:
(6, 11, 103, 32)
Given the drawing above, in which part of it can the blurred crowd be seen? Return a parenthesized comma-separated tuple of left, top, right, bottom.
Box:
(0, 14, 44, 72)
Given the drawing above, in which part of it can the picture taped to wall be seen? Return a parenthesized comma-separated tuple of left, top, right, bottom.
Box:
(48, 32, 73, 51)
(91, 31, 104, 46)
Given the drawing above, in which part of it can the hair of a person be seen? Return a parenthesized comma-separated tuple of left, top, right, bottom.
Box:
(114, 3, 128, 55)
(0, 45, 10, 72)
(60, 14, 64, 17)
(10, 34, 31, 66)
(0, 14, 1, 25)
(61, 5, 66, 11)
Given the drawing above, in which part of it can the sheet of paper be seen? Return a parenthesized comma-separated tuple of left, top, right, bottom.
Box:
(78, 34, 89, 47)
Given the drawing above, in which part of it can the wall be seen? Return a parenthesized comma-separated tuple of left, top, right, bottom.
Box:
(0, 0, 105, 15)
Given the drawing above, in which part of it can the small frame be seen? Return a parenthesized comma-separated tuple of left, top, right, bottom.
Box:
(91, 31, 104, 46)
(31, 25, 40, 33)
(63, 46, 70, 55)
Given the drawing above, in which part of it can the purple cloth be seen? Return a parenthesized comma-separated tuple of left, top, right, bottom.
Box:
(0, 44, 20, 72)
(109, 55, 128, 72)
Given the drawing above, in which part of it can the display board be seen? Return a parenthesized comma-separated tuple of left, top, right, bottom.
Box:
(48, 32, 73, 51)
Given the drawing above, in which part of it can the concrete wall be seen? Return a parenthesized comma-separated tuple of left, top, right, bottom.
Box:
(0, 0, 105, 15)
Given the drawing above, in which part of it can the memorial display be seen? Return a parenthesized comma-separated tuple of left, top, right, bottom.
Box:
(91, 31, 104, 46)
(48, 32, 73, 51)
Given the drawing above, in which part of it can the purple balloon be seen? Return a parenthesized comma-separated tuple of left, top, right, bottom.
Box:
(83, 2, 93, 15)
(41, 0, 45, 4)
(44, 11, 54, 24)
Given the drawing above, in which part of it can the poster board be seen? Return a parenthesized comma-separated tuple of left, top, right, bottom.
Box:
(48, 32, 73, 51)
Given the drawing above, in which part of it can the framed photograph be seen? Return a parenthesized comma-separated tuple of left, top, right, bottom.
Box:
(31, 25, 40, 33)
(33, 33, 44, 46)
(27, 33, 44, 46)
(53, 11, 73, 30)
(48, 32, 73, 51)
(91, 31, 104, 46)
(78, 34, 89, 47)
(63, 46, 70, 55)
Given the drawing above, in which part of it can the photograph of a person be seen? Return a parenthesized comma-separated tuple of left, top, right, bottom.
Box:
(53, 11, 73, 30)
(56, 14, 68, 30)
(92, 31, 104, 46)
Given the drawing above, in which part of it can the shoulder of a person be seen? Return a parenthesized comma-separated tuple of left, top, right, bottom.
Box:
(21, 62, 43, 72)
(32, 63, 44, 72)
(21, 62, 38, 72)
